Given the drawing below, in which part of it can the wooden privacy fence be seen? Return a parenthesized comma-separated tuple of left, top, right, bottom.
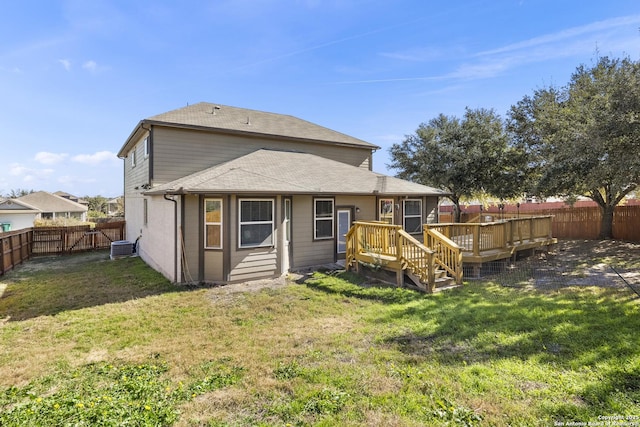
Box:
(440, 205, 640, 242)
(0, 221, 126, 276)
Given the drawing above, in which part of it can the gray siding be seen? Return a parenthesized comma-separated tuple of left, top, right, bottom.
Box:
(229, 249, 278, 282)
(425, 196, 439, 224)
(182, 195, 201, 282)
(123, 133, 150, 195)
(151, 127, 372, 185)
(291, 195, 335, 268)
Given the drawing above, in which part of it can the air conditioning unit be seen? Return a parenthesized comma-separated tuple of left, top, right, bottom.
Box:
(110, 240, 133, 259)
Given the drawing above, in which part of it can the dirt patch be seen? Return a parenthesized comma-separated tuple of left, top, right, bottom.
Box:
(207, 275, 288, 302)
(6, 251, 111, 275)
(495, 239, 640, 291)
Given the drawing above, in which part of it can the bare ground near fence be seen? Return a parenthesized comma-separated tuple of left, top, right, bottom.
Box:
(488, 239, 640, 293)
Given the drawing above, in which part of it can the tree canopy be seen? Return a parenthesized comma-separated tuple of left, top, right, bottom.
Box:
(388, 107, 521, 221)
(507, 56, 640, 238)
(390, 56, 639, 237)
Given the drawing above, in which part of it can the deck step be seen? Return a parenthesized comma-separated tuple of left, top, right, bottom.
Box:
(404, 270, 458, 292)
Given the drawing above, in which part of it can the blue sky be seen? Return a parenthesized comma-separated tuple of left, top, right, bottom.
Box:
(1, 0, 639, 198)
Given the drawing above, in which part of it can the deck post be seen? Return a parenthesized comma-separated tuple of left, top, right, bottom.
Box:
(396, 269, 404, 287)
(427, 251, 436, 293)
(529, 218, 534, 242)
(472, 225, 480, 256)
(508, 219, 514, 246)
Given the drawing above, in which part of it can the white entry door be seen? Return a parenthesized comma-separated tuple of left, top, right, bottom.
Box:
(336, 208, 352, 257)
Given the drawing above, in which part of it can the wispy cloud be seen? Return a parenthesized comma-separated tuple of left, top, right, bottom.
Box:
(58, 175, 97, 185)
(380, 46, 445, 62)
(333, 14, 640, 85)
(9, 163, 55, 182)
(230, 16, 428, 72)
(0, 66, 21, 74)
(72, 151, 118, 165)
(0, 36, 71, 61)
(82, 60, 98, 72)
(453, 14, 640, 80)
(477, 14, 640, 57)
(59, 59, 72, 71)
(35, 151, 68, 165)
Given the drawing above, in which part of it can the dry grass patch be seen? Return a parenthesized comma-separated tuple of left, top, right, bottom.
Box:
(1, 245, 639, 425)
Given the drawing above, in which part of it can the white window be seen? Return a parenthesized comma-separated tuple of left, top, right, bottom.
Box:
(314, 198, 334, 240)
(239, 199, 274, 248)
(130, 149, 136, 167)
(143, 137, 149, 158)
(379, 198, 394, 224)
(205, 198, 222, 249)
(403, 199, 423, 234)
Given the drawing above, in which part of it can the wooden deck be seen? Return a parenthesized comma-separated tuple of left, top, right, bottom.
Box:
(426, 216, 557, 266)
(346, 216, 556, 291)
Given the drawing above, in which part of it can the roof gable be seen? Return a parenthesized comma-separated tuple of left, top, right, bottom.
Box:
(16, 191, 88, 213)
(0, 198, 41, 212)
(119, 102, 378, 157)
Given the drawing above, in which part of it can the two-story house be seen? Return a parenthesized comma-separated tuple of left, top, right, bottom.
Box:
(117, 102, 447, 284)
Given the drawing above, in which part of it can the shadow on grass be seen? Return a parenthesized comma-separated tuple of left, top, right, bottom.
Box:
(381, 285, 639, 368)
(304, 271, 640, 415)
(302, 270, 426, 305)
(0, 251, 181, 322)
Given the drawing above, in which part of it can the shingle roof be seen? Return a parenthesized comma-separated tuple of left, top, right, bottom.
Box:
(119, 102, 378, 157)
(0, 198, 41, 212)
(147, 149, 447, 196)
(16, 191, 88, 213)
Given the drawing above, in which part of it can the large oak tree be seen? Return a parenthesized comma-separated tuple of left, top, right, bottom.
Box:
(389, 108, 520, 222)
(507, 56, 640, 238)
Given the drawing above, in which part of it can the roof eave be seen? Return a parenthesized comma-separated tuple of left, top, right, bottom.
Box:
(117, 120, 149, 158)
(145, 188, 448, 197)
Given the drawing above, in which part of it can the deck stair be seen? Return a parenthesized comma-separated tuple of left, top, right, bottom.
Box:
(345, 221, 463, 293)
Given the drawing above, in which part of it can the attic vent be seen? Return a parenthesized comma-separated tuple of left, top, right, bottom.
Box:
(110, 240, 133, 259)
(210, 105, 221, 115)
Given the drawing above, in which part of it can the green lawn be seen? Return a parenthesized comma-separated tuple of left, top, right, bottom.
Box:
(0, 250, 638, 426)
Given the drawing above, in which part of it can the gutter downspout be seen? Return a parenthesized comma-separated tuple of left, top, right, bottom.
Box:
(164, 193, 178, 283)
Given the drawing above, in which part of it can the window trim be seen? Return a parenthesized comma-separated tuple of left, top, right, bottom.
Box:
(314, 198, 334, 240)
(130, 149, 136, 167)
(204, 198, 223, 249)
(143, 137, 149, 159)
(403, 199, 423, 234)
(238, 198, 275, 249)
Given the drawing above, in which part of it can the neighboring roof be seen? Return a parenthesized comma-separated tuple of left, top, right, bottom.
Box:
(54, 191, 89, 205)
(118, 102, 378, 158)
(16, 191, 88, 213)
(147, 149, 448, 197)
(0, 198, 42, 213)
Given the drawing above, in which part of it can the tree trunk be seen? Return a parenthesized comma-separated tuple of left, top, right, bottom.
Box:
(453, 201, 462, 223)
(599, 204, 615, 239)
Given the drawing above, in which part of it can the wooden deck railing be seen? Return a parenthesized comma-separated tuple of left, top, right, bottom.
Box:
(424, 228, 463, 285)
(425, 215, 555, 260)
(345, 221, 462, 291)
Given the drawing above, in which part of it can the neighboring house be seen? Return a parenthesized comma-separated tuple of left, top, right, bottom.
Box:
(0, 198, 41, 231)
(107, 197, 124, 216)
(117, 102, 447, 284)
(16, 191, 88, 222)
(54, 191, 89, 208)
